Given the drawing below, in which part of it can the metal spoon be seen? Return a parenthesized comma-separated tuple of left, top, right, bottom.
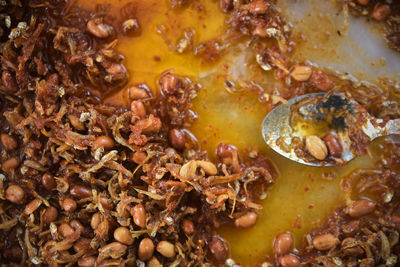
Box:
(261, 93, 400, 167)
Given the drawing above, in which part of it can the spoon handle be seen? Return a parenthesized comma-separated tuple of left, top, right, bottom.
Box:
(385, 119, 400, 136)
(363, 118, 400, 140)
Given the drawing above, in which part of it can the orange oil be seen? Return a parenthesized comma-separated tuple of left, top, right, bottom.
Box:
(76, 1, 392, 265)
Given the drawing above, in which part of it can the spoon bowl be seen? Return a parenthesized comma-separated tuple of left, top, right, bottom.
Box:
(262, 93, 400, 167)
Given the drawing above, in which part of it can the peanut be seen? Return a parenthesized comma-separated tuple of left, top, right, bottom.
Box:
(290, 66, 312, 82)
(182, 219, 194, 235)
(278, 254, 300, 267)
(156, 241, 176, 258)
(59, 223, 74, 238)
(273, 232, 293, 255)
(87, 19, 112, 38)
(138, 238, 154, 261)
(2, 157, 19, 172)
(5, 185, 24, 203)
(78, 256, 96, 267)
(99, 242, 127, 259)
(62, 198, 77, 212)
(114, 227, 134, 245)
(323, 133, 342, 157)
(1, 134, 17, 151)
(371, 4, 391, 21)
(169, 128, 186, 150)
(131, 203, 146, 228)
(209, 237, 227, 262)
(70, 185, 92, 199)
(128, 85, 149, 100)
(24, 199, 42, 215)
(41, 173, 56, 191)
(234, 212, 258, 228)
(310, 70, 334, 91)
(305, 135, 328, 160)
(346, 199, 376, 218)
(312, 233, 339, 251)
(148, 256, 163, 267)
(93, 136, 114, 150)
(341, 237, 364, 256)
(43, 206, 58, 224)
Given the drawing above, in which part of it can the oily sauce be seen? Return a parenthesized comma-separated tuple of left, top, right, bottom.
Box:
(77, 0, 398, 265)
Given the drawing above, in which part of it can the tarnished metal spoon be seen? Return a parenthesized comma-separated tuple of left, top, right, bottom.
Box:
(261, 93, 400, 167)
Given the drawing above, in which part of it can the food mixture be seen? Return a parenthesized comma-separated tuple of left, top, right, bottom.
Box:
(281, 93, 379, 165)
(0, 0, 399, 266)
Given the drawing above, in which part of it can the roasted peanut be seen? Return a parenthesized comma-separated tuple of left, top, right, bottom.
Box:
(209, 237, 227, 262)
(128, 85, 149, 100)
(93, 136, 114, 150)
(62, 198, 77, 212)
(220, 0, 233, 12)
(2, 157, 19, 172)
(114, 227, 134, 245)
(132, 151, 147, 164)
(91, 212, 102, 230)
(43, 206, 58, 224)
(156, 241, 176, 258)
(341, 220, 360, 236)
(274, 232, 293, 255)
(160, 73, 178, 95)
(74, 238, 91, 253)
(216, 143, 238, 165)
(148, 256, 162, 267)
(182, 219, 194, 235)
(70, 219, 84, 234)
(24, 199, 42, 215)
(1, 134, 17, 151)
(341, 237, 364, 256)
(306, 135, 328, 160)
(169, 128, 186, 150)
(323, 133, 342, 157)
(138, 238, 154, 261)
(310, 70, 334, 91)
(100, 196, 113, 210)
(105, 62, 126, 77)
(290, 66, 312, 82)
(99, 242, 127, 259)
(59, 223, 74, 238)
(70, 185, 92, 199)
(139, 115, 162, 134)
(5, 185, 24, 203)
(130, 203, 146, 228)
(346, 199, 376, 218)
(312, 233, 339, 251)
(41, 173, 56, 191)
(87, 19, 112, 38)
(245, 0, 269, 14)
(1, 70, 18, 92)
(278, 254, 300, 267)
(371, 4, 390, 21)
(78, 256, 96, 267)
(131, 100, 146, 119)
(234, 212, 258, 228)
